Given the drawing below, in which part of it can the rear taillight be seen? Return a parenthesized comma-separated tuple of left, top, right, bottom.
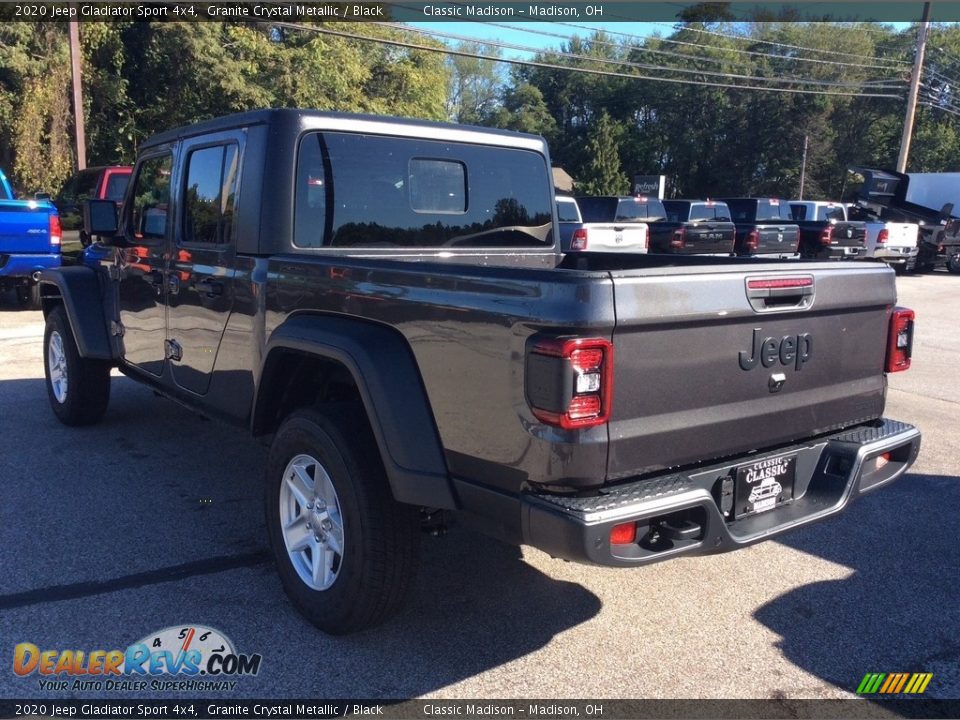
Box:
(886, 307, 914, 373)
(671, 227, 685, 249)
(819, 225, 833, 246)
(877, 229, 889, 245)
(49, 214, 61, 246)
(745, 229, 760, 252)
(526, 337, 613, 429)
(570, 228, 588, 251)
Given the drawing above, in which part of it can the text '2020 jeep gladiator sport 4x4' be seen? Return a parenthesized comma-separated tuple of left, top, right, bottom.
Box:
(40, 110, 921, 634)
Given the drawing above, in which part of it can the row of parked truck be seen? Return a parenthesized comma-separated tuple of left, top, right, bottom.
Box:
(3, 161, 959, 311)
(556, 192, 960, 274)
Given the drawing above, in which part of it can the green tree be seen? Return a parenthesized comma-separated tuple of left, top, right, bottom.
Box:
(575, 112, 629, 195)
(485, 82, 556, 137)
(446, 42, 503, 124)
(0, 23, 73, 194)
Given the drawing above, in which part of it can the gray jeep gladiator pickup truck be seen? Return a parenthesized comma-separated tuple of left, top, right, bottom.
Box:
(39, 109, 921, 634)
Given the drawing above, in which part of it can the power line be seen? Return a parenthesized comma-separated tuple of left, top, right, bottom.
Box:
(478, 21, 751, 70)
(480, 20, 907, 78)
(549, 20, 911, 72)
(919, 100, 960, 118)
(386, 22, 906, 91)
(647, 21, 912, 67)
(274, 21, 904, 99)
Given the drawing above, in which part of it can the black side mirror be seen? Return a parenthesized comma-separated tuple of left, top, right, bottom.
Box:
(34, 191, 51, 201)
(83, 199, 119, 240)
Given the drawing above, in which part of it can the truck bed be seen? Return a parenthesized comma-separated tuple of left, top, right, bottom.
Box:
(265, 252, 895, 492)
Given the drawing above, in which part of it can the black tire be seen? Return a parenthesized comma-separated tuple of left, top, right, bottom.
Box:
(948, 255, 960, 275)
(893, 263, 906, 276)
(43, 305, 111, 426)
(15, 283, 40, 310)
(265, 405, 420, 634)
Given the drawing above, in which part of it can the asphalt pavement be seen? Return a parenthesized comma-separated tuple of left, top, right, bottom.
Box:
(0, 271, 957, 702)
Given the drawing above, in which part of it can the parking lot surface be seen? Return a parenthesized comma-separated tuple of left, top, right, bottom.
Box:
(0, 272, 957, 701)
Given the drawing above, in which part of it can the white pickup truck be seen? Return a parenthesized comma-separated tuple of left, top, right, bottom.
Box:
(555, 195, 648, 253)
(847, 204, 919, 272)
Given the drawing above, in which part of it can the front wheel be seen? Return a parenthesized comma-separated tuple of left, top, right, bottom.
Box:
(43, 305, 111, 425)
(948, 254, 960, 274)
(265, 406, 420, 634)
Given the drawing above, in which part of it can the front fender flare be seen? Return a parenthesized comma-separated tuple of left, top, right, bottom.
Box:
(38, 266, 115, 361)
(256, 315, 455, 509)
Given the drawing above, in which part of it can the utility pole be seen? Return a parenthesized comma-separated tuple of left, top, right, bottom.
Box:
(897, 2, 932, 173)
(799, 134, 809, 199)
(68, 13, 86, 170)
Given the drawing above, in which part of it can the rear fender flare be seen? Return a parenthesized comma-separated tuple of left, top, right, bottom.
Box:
(255, 314, 455, 509)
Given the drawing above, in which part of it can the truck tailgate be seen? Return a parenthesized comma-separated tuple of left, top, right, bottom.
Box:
(0, 204, 54, 253)
(883, 223, 919, 248)
(756, 224, 799, 254)
(583, 223, 648, 252)
(827, 221, 867, 248)
(682, 223, 736, 254)
(607, 262, 892, 479)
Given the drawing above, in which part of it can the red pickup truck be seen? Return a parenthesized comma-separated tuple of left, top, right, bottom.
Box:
(55, 166, 132, 250)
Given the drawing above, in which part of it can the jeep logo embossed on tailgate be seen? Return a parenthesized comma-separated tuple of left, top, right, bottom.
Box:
(739, 328, 813, 371)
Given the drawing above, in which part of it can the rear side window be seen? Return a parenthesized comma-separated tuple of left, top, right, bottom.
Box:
(129, 154, 173, 241)
(182, 144, 239, 245)
(105, 173, 130, 202)
(294, 132, 553, 249)
(556, 199, 580, 222)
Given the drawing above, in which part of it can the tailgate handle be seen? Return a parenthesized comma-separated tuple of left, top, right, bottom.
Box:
(746, 276, 814, 312)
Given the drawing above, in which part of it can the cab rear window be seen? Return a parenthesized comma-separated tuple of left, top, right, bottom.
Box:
(756, 200, 792, 221)
(294, 132, 553, 249)
(689, 203, 731, 222)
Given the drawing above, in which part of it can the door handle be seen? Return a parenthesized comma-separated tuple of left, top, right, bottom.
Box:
(195, 279, 223, 297)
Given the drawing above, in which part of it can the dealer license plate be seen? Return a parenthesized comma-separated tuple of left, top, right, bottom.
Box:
(735, 453, 796, 518)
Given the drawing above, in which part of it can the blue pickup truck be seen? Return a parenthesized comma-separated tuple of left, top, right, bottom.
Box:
(0, 167, 61, 308)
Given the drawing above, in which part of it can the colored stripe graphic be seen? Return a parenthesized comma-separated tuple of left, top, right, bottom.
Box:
(857, 672, 932, 694)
